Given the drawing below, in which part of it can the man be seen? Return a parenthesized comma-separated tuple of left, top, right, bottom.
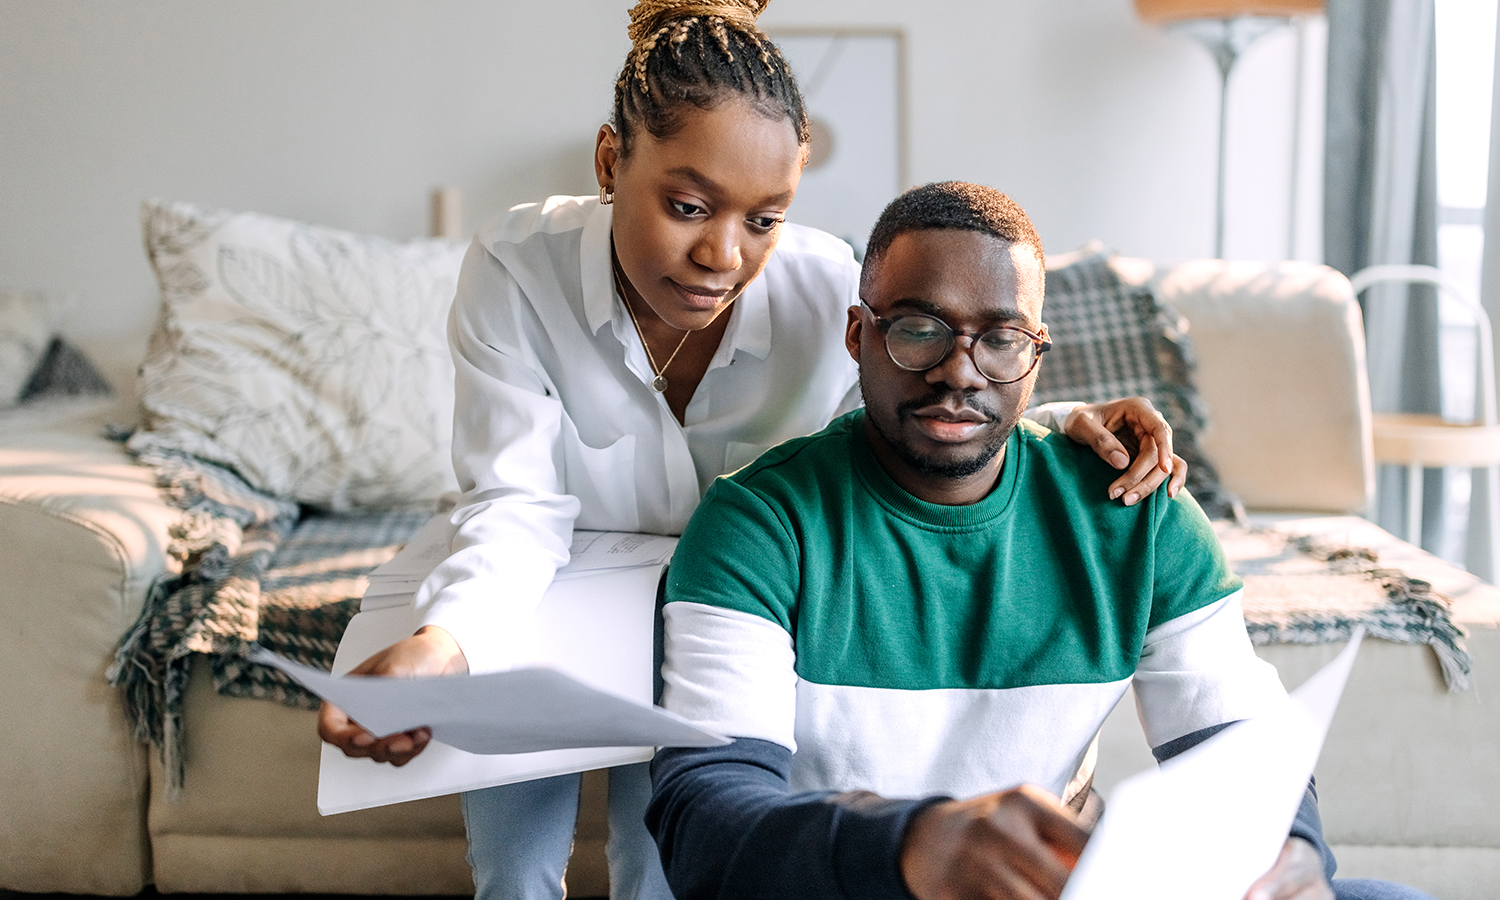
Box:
(646, 182, 1431, 900)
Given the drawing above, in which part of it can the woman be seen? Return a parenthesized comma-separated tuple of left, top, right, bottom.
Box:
(319, 3, 1183, 898)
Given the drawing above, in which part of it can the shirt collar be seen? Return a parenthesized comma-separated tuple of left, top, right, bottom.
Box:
(849, 410, 1021, 527)
(581, 198, 617, 336)
(720, 269, 772, 361)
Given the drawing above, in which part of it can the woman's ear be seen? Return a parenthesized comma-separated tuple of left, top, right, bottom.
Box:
(595, 125, 621, 192)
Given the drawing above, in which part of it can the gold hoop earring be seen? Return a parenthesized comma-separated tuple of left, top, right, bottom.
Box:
(600, 185, 614, 205)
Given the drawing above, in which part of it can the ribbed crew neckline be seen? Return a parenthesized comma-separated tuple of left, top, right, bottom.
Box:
(847, 409, 1021, 531)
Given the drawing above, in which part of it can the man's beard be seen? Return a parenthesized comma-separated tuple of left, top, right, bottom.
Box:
(861, 386, 1015, 480)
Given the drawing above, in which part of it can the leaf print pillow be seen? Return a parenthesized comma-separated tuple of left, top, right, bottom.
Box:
(130, 199, 466, 510)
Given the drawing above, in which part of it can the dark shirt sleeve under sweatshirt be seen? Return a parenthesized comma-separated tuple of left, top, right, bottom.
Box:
(649, 738, 940, 900)
(649, 727, 1337, 900)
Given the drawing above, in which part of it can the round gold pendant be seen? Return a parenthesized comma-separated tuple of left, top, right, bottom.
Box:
(651, 375, 669, 393)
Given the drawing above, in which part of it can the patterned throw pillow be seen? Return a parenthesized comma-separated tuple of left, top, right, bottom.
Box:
(130, 199, 466, 511)
(0, 291, 55, 407)
(1031, 248, 1242, 520)
(20, 338, 113, 401)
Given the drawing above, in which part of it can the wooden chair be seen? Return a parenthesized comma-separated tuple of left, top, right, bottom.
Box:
(1349, 264, 1500, 558)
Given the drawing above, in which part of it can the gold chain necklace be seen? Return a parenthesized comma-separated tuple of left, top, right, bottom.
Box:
(612, 262, 691, 393)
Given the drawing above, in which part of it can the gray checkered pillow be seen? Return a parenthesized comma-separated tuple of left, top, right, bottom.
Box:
(1031, 250, 1242, 520)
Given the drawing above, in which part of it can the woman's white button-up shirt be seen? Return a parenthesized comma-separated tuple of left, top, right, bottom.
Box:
(414, 196, 864, 673)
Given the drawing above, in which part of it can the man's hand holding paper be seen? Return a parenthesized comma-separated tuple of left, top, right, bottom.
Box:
(900, 785, 1089, 900)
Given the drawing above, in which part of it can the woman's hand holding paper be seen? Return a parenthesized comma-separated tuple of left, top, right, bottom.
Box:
(315, 625, 468, 767)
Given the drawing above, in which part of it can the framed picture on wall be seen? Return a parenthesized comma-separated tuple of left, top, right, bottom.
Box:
(769, 28, 907, 259)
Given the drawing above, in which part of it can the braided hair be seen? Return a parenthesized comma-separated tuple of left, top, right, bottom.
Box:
(613, 0, 809, 155)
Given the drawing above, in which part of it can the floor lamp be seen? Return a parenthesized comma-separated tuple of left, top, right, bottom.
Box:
(1136, 0, 1323, 258)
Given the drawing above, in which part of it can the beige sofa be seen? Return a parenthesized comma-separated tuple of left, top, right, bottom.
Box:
(0, 260, 1494, 899)
(1094, 261, 1500, 900)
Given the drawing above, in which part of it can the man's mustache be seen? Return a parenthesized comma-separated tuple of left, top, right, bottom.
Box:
(895, 390, 1000, 422)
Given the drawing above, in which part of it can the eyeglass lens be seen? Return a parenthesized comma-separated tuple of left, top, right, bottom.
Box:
(884, 315, 1041, 383)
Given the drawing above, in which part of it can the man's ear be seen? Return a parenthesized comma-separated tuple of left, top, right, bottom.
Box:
(595, 124, 620, 192)
(845, 305, 864, 363)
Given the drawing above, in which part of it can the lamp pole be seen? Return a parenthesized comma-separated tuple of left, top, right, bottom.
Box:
(1171, 16, 1290, 258)
(1135, 0, 1324, 258)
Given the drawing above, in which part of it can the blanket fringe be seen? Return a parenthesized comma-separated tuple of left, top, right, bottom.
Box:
(1262, 533, 1473, 692)
(109, 442, 431, 796)
(107, 444, 300, 796)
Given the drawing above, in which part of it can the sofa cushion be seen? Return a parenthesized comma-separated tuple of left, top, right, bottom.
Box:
(131, 199, 466, 511)
(0, 414, 184, 894)
(1032, 247, 1240, 519)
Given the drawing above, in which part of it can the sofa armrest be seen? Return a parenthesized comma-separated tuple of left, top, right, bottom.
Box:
(1150, 260, 1374, 515)
(0, 413, 181, 894)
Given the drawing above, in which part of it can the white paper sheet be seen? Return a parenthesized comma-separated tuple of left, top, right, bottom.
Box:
(306, 552, 725, 815)
(360, 578, 428, 599)
(253, 650, 727, 755)
(554, 531, 679, 579)
(1061, 628, 1365, 900)
(365, 512, 456, 579)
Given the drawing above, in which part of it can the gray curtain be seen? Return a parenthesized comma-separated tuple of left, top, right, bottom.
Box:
(1323, 0, 1443, 553)
(1471, 12, 1500, 582)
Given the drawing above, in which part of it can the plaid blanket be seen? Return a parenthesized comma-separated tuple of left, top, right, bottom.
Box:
(109, 451, 1471, 796)
(107, 445, 431, 795)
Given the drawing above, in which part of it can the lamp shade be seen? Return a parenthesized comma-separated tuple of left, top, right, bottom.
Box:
(1135, 0, 1323, 23)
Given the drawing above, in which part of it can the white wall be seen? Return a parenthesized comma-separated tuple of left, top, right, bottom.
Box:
(762, 1, 1325, 264)
(0, 0, 1323, 343)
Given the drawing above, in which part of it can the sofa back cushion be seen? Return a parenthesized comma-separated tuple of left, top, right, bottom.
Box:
(1031, 248, 1241, 519)
(1153, 259, 1373, 515)
(131, 199, 466, 511)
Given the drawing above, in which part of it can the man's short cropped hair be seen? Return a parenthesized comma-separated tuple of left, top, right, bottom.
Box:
(860, 182, 1044, 294)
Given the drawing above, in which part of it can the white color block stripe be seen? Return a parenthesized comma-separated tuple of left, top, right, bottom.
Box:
(661, 602, 800, 751)
(789, 677, 1130, 801)
(1133, 590, 1289, 748)
(663, 592, 1289, 803)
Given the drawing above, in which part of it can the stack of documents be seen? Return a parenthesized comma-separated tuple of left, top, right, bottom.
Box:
(359, 516, 681, 608)
(359, 514, 453, 610)
(554, 530, 678, 580)
(253, 515, 726, 815)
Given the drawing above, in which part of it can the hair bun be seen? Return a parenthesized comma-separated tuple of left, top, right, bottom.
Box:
(627, 0, 770, 46)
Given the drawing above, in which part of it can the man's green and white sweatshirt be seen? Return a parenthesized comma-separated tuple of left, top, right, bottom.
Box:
(648, 409, 1296, 900)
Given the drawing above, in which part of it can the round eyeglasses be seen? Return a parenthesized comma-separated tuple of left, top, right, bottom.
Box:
(860, 302, 1051, 385)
